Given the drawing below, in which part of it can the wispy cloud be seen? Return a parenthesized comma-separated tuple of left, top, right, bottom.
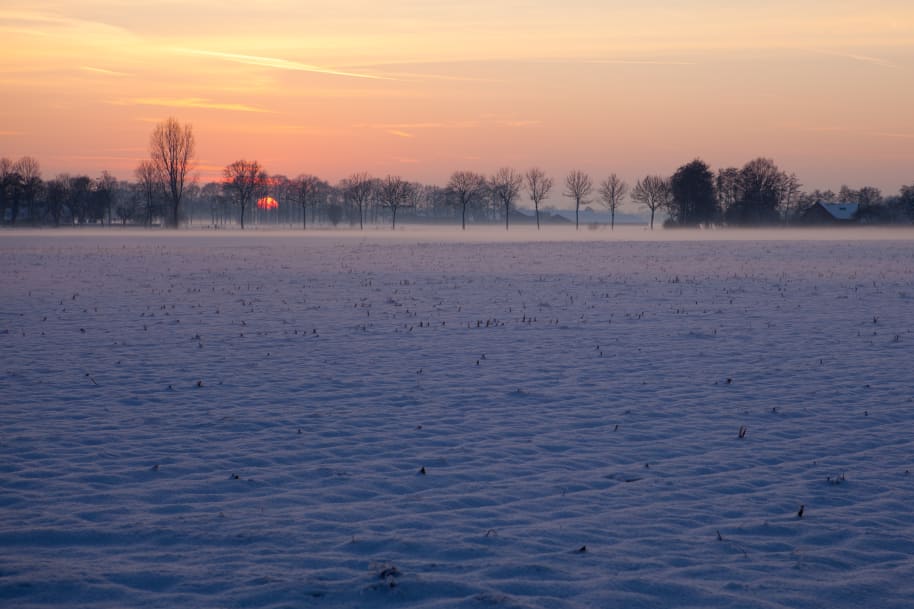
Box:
(111, 97, 270, 113)
(80, 66, 130, 77)
(175, 48, 391, 80)
(105, 146, 147, 153)
(358, 67, 497, 83)
(0, 9, 79, 25)
(359, 121, 478, 131)
(357, 57, 693, 80)
(361, 118, 537, 136)
(809, 49, 899, 69)
(220, 123, 344, 136)
(799, 126, 851, 133)
(193, 163, 226, 174)
(868, 131, 914, 139)
(51, 154, 142, 163)
(581, 58, 697, 66)
(798, 125, 914, 139)
(0, 130, 23, 136)
(0, 8, 137, 41)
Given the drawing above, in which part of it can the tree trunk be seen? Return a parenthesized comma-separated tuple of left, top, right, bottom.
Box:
(535, 202, 541, 230)
(461, 203, 467, 230)
(240, 204, 246, 230)
(392, 207, 397, 230)
(611, 210, 615, 231)
(575, 200, 580, 230)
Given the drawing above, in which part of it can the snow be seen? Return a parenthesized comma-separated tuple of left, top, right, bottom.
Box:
(2, 227, 913, 608)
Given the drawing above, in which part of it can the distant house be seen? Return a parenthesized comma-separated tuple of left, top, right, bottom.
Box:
(800, 201, 859, 225)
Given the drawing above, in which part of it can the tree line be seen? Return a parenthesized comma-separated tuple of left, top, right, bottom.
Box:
(3, 118, 913, 229)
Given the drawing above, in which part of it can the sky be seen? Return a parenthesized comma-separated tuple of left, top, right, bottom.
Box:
(1, 0, 913, 196)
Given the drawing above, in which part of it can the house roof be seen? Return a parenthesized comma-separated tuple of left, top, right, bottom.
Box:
(816, 201, 859, 221)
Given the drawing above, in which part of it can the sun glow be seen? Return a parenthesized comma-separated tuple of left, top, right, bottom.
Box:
(257, 196, 279, 210)
(1, 1, 913, 192)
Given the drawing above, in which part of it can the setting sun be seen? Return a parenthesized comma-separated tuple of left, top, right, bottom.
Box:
(256, 196, 278, 210)
(3, 3, 914, 605)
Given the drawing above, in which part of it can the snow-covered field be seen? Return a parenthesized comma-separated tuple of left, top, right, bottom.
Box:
(2, 227, 913, 608)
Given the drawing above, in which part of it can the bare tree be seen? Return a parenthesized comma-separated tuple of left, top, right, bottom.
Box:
(631, 175, 671, 230)
(728, 158, 788, 225)
(14, 156, 41, 224)
(446, 171, 487, 230)
(135, 160, 160, 226)
(223, 160, 267, 230)
(115, 185, 139, 225)
(857, 185, 883, 207)
(525, 167, 553, 230)
(898, 184, 914, 221)
(0, 158, 11, 224)
(0, 157, 22, 224)
(294, 174, 324, 229)
(95, 171, 117, 226)
(415, 184, 445, 220)
(716, 167, 741, 217)
(669, 160, 717, 226)
(598, 174, 628, 230)
(564, 169, 593, 230)
(149, 117, 195, 228)
(782, 173, 803, 223)
(66, 175, 93, 224)
(489, 167, 523, 230)
(341, 172, 373, 229)
(45, 175, 68, 226)
(377, 175, 414, 229)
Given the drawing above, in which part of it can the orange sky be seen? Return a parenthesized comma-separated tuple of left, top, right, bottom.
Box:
(2, 1, 913, 195)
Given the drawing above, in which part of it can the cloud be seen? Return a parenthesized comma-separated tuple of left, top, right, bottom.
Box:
(799, 126, 851, 133)
(0, 8, 137, 42)
(798, 125, 914, 139)
(350, 65, 498, 82)
(580, 58, 697, 66)
(361, 118, 537, 137)
(220, 123, 344, 136)
(359, 121, 478, 131)
(381, 71, 497, 82)
(80, 66, 130, 77)
(111, 97, 270, 113)
(175, 48, 391, 80)
(192, 163, 227, 174)
(49, 154, 144, 166)
(357, 57, 695, 81)
(105, 146, 147, 153)
(808, 49, 899, 69)
(868, 131, 914, 139)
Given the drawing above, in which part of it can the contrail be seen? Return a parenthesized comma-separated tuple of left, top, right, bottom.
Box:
(176, 48, 391, 80)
